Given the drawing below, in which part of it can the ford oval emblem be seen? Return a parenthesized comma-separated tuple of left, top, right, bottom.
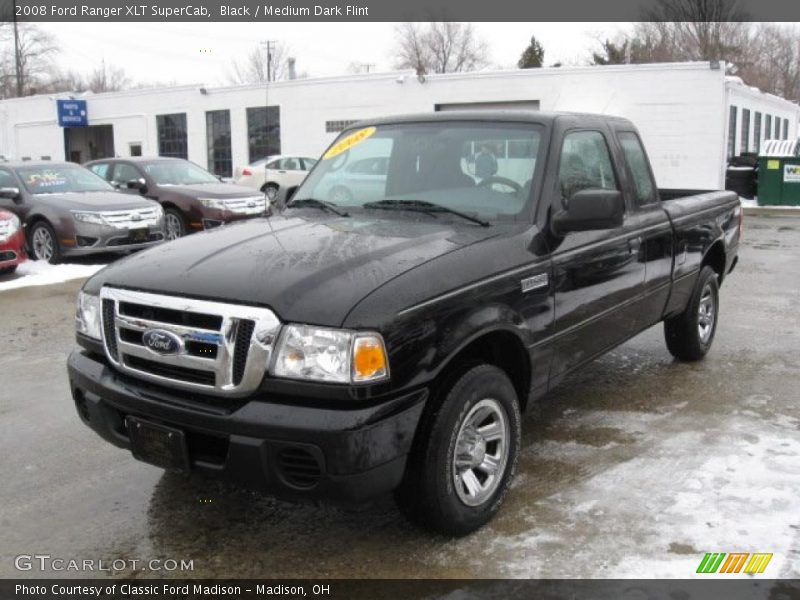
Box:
(142, 329, 183, 356)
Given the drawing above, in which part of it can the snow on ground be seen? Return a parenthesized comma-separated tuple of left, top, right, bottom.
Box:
(0, 260, 106, 292)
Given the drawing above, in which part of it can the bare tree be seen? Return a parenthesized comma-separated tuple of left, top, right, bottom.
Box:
(228, 42, 290, 84)
(392, 22, 489, 75)
(87, 60, 130, 93)
(0, 23, 58, 97)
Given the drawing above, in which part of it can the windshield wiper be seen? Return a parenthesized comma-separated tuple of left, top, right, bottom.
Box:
(287, 198, 350, 217)
(363, 199, 490, 227)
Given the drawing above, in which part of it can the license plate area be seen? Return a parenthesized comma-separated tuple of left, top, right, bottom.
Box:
(126, 416, 190, 472)
(129, 228, 148, 243)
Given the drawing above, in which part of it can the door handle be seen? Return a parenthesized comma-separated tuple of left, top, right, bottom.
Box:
(628, 236, 642, 254)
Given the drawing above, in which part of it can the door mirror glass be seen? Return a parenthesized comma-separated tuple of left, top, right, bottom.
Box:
(552, 188, 624, 235)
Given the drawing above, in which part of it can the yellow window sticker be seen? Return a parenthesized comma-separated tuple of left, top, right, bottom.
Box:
(767, 159, 780, 170)
(323, 127, 376, 160)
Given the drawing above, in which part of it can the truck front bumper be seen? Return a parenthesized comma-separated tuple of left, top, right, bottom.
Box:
(67, 349, 427, 503)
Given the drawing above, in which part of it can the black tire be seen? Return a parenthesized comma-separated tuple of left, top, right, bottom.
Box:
(164, 208, 187, 240)
(395, 363, 521, 536)
(29, 220, 61, 264)
(0, 264, 17, 276)
(263, 183, 279, 201)
(664, 265, 720, 361)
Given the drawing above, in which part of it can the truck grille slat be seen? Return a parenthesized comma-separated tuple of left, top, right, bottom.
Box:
(100, 288, 280, 398)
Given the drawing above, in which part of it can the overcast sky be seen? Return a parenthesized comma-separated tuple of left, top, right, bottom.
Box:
(39, 22, 633, 86)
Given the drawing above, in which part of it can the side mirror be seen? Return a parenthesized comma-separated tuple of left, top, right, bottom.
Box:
(126, 178, 147, 193)
(551, 188, 624, 235)
(0, 187, 20, 202)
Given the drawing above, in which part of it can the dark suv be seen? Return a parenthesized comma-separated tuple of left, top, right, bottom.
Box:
(86, 157, 268, 240)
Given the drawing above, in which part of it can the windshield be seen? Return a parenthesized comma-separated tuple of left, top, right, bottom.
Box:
(17, 165, 114, 194)
(142, 160, 219, 185)
(292, 122, 542, 222)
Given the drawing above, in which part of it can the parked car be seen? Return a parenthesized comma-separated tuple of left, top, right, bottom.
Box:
(0, 162, 165, 264)
(233, 155, 317, 200)
(0, 209, 26, 275)
(86, 157, 269, 240)
(314, 155, 389, 204)
(69, 112, 740, 535)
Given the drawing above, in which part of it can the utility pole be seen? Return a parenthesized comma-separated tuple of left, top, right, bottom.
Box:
(13, 0, 23, 96)
(260, 40, 276, 159)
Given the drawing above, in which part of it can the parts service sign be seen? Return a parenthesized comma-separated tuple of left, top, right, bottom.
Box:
(57, 99, 88, 127)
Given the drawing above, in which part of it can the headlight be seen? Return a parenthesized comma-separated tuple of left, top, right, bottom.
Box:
(198, 198, 227, 210)
(153, 204, 164, 220)
(71, 211, 106, 225)
(0, 213, 20, 242)
(271, 325, 389, 384)
(75, 291, 102, 340)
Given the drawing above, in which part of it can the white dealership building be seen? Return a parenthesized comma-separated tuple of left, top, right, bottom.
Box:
(0, 61, 797, 190)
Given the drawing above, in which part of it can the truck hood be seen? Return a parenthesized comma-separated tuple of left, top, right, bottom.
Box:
(161, 182, 262, 198)
(85, 213, 495, 326)
(34, 191, 157, 211)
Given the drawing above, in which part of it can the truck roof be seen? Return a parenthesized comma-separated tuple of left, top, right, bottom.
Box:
(351, 110, 636, 129)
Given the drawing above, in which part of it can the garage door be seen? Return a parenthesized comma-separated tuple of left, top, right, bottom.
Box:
(434, 100, 540, 112)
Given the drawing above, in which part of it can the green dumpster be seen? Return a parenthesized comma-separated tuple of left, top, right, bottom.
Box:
(758, 139, 800, 206)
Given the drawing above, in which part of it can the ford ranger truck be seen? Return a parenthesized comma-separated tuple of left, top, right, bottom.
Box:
(68, 112, 741, 535)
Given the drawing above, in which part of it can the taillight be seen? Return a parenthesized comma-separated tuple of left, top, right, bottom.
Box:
(242, 168, 252, 176)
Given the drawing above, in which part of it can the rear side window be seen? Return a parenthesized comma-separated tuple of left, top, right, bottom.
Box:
(618, 132, 656, 205)
(558, 130, 618, 200)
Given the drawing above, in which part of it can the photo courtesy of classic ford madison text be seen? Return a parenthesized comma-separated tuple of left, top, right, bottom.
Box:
(1, 4, 800, 597)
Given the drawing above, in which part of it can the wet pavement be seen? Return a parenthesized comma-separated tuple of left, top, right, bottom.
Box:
(1, 215, 798, 579)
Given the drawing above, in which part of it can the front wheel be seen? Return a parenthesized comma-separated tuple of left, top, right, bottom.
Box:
(29, 221, 61, 264)
(664, 265, 720, 361)
(164, 208, 187, 241)
(263, 183, 279, 201)
(395, 363, 521, 536)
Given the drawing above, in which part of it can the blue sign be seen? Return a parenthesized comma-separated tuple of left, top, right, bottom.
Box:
(57, 99, 88, 127)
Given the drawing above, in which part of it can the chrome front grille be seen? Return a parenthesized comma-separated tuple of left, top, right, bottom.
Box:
(101, 207, 162, 229)
(100, 288, 280, 397)
(223, 196, 267, 215)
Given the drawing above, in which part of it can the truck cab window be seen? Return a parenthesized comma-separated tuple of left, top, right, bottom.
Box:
(558, 131, 617, 201)
(619, 132, 656, 205)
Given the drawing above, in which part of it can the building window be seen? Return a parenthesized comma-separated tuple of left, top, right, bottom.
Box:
(775, 118, 781, 139)
(206, 110, 232, 178)
(754, 112, 762, 153)
(765, 115, 772, 140)
(727, 106, 737, 158)
(156, 113, 188, 159)
(740, 109, 750, 153)
(246, 106, 281, 163)
(783, 119, 789, 140)
(129, 143, 142, 157)
(325, 120, 360, 133)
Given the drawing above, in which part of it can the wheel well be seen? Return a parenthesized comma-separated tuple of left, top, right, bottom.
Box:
(263, 182, 279, 189)
(702, 241, 726, 285)
(439, 330, 532, 411)
(24, 215, 50, 239)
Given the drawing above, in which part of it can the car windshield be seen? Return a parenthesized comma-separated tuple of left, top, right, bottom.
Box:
(142, 160, 219, 185)
(292, 121, 543, 222)
(16, 165, 114, 194)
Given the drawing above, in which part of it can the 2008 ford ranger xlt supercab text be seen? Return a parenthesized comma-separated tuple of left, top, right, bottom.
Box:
(68, 112, 741, 535)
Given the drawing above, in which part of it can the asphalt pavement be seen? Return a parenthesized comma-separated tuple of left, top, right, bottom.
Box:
(1, 215, 798, 579)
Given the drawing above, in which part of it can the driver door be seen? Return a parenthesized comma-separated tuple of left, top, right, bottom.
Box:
(548, 129, 646, 382)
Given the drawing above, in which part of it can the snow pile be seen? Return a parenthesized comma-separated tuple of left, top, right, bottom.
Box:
(0, 260, 106, 292)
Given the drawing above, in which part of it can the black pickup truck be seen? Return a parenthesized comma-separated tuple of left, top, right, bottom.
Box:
(68, 112, 741, 535)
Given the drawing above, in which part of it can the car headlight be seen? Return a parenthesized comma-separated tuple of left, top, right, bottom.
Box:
(198, 198, 227, 210)
(0, 213, 20, 242)
(71, 211, 106, 225)
(75, 291, 102, 340)
(271, 325, 389, 384)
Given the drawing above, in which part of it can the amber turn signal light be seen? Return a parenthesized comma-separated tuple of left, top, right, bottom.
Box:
(352, 335, 389, 382)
